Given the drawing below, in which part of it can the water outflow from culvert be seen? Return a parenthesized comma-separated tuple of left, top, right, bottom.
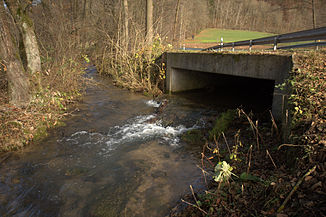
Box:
(0, 68, 216, 217)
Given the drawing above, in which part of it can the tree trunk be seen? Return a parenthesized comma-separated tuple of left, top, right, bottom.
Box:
(179, 4, 184, 43)
(123, 0, 129, 48)
(4, 0, 41, 74)
(159, 0, 164, 36)
(146, 0, 153, 45)
(22, 22, 42, 73)
(235, 3, 242, 27)
(172, 0, 180, 41)
(83, 0, 87, 19)
(312, 0, 316, 28)
(0, 4, 30, 106)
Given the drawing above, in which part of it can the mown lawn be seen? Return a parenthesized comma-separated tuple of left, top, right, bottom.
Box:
(188, 28, 275, 43)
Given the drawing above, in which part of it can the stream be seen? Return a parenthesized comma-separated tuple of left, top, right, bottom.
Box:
(0, 67, 215, 217)
(0, 67, 272, 217)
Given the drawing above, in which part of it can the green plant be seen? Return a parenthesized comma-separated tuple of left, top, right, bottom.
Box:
(289, 53, 325, 125)
(209, 109, 236, 140)
(213, 161, 237, 183)
(181, 129, 204, 145)
(82, 54, 90, 63)
(239, 172, 262, 182)
(230, 130, 243, 161)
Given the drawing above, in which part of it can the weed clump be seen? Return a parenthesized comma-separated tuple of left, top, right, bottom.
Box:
(181, 129, 205, 145)
(96, 36, 172, 96)
(209, 109, 236, 140)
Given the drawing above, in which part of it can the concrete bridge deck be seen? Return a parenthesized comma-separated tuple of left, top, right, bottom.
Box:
(165, 52, 293, 121)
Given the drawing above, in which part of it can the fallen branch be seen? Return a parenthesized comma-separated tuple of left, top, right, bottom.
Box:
(278, 144, 305, 150)
(247, 144, 253, 174)
(181, 199, 208, 215)
(180, 185, 209, 215)
(239, 109, 263, 150)
(277, 165, 316, 213)
(222, 132, 231, 155)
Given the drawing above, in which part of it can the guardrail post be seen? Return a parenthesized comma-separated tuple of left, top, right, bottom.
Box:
(232, 42, 235, 52)
(221, 37, 224, 51)
(273, 37, 277, 51)
(249, 40, 252, 51)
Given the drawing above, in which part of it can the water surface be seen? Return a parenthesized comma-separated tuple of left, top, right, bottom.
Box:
(0, 69, 208, 217)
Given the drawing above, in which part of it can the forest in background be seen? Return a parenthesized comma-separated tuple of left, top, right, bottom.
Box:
(29, 0, 326, 62)
(35, 0, 326, 51)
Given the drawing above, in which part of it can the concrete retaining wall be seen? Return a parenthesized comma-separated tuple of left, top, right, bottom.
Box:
(165, 52, 293, 122)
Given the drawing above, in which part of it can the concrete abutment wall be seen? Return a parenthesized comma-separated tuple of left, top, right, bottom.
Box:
(165, 52, 293, 122)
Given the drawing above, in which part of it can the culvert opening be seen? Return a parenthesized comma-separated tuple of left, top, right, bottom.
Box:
(173, 71, 275, 113)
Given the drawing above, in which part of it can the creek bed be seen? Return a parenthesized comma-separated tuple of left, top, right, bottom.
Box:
(0, 69, 209, 217)
(0, 67, 272, 216)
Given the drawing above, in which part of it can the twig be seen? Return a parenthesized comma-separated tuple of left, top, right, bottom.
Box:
(181, 199, 208, 215)
(255, 120, 260, 150)
(222, 132, 231, 155)
(190, 185, 198, 204)
(213, 135, 221, 162)
(196, 165, 212, 176)
(205, 190, 218, 196)
(269, 110, 279, 138)
(266, 149, 277, 169)
(247, 145, 253, 174)
(278, 144, 305, 150)
(277, 165, 316, 213)
(201, 152, 215, 167)
(0, 153, 12, 166)
(201, 143, 208, 186)
(234, 130, 241, 147)
(240, 109, 263, 150)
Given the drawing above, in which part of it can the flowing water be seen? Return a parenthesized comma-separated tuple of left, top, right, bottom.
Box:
(0, 67, 273, 217)
(0, 68, 215, 217)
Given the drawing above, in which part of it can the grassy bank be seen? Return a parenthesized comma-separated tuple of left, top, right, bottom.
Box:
(172, 51, 326, 216)
(186, 28, 275, 43)
(0, 59, 85, 153)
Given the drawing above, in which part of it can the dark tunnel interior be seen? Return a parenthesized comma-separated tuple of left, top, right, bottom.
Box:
(173, 71, 276, 114)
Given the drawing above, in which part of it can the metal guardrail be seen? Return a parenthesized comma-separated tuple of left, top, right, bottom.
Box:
(203, 26, 326, 51)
